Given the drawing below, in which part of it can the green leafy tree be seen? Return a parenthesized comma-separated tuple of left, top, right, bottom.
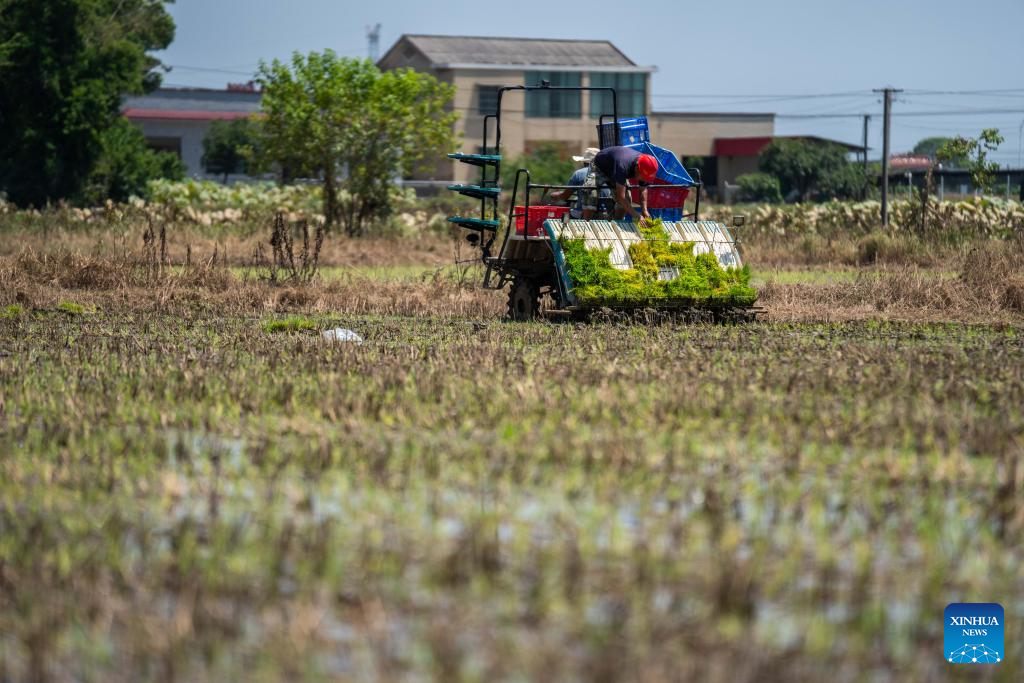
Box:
(501, 142, 578, 190)
(256, 52, 457, 235)
(759, 139, 863, 201)
(202, 119, 258, 182)
(80, 118, 185, 204)
(911, 137, 955, 161)
(937, 129, 1004, 193)
(735, 172, 782, 203)
(0, 0, 176, 206)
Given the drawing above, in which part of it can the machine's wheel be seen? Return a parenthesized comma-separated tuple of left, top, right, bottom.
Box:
(507, 278, 541, 321)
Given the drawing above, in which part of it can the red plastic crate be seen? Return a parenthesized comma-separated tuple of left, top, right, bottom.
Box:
(630, 180, 689, 209)
(514, 205, 569, 237)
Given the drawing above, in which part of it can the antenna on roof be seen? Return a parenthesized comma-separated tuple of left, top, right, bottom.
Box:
(367, 24, 381, 62)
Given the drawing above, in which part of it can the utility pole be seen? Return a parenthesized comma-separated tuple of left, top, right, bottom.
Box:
(862, 114, 870, 199)
(874, 87, 902, 226)
(366, 23, 381, 63)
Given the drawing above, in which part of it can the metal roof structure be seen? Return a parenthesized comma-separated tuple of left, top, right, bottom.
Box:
(381, 34, 654, 72)
(123, 87, 261, 121)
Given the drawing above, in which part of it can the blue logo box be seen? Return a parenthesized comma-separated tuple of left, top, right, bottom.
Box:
(945, 603, 1003, 664)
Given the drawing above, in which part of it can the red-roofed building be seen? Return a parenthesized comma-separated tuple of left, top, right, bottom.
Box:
(122, 87, 261, 178)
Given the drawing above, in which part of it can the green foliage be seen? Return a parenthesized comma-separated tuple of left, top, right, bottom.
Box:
(0, 304, 24, 319)
(0, 0, 176, 206)
(559, 219, 756, 306)
(911, 136, 957, 162)
(938, 129, 1004, 193)
(759, 139, 865, 201)
(148, 178, 322, 215)
(57, 301, 88, 315)
(736, 172, 783, 203)
(256, 52, 457, 235)
(500, 142, 578, 189)
(201, 119, 259, 181)
(81, 118, 185, 204)
(262, 316, 320, 333)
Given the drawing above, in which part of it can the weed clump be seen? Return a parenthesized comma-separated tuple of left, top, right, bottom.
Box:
(57, 301, 87, 315)
(1, 304, 24, 319)
(560, 219, 756, 306)
(262, 315, 320, 333)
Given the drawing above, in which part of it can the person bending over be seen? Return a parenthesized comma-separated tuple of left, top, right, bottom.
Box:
(592, 146, 658, 221)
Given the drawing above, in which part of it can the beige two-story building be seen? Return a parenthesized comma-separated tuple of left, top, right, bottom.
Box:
(377, 34, 778, 196)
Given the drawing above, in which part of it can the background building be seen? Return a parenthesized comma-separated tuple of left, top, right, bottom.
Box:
(123, 85, 261, 179)
(377, 34, 791, 195)
(124, 35, 866, 196)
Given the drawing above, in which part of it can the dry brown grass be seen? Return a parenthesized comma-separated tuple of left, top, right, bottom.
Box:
(1, 215, 1021, 325)
(0, 219, 453, 268)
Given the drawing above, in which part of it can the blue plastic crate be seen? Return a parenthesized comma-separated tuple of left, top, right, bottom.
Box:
(635, 142, 695, 186)
(598, 116, 650, 148)
(649, 207, 683, 222)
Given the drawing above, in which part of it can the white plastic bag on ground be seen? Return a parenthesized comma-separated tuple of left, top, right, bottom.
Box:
(322, 328, 363, 344)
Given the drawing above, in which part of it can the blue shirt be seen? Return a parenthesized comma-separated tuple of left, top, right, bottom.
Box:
(564, 166, 611, 218)
(593, 146, 645, 186)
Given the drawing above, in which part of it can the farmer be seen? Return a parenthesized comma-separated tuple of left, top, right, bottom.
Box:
(549, 147, 610, 219)
(592, 145, 659, 222)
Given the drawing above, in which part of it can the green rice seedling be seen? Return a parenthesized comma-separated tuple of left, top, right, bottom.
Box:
(559, 219, 756, 306)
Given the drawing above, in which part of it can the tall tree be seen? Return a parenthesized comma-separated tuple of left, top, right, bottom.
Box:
(256, 52, 457, 235)
(0, 0, 175, 206)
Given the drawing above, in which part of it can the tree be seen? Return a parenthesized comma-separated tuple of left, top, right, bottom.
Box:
(937, 129, 1004, 194)
(912, 137, 953, 161)
(202, 119, 258, 182)
(500, 142, 577, 190)
(80, 118, 185, 204)
(759, 139, 864, 201)
(0, 0, 176, 206)
(735, 172, 782, 203)
(256, 52, 457, 235)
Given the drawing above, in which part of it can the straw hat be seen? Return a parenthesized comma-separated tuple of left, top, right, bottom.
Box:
(572, 147, 600, 163)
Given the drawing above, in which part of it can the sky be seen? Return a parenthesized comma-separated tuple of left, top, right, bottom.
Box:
(157, 0, 1024, 166)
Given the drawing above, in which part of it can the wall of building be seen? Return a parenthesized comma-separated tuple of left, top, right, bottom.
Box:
(131, 119, 212, 178)
(448, 70, 648, 183)
(648, 114, 774, 197)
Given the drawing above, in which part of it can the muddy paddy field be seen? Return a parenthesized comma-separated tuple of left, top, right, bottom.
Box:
(1, 214, 1022, 682)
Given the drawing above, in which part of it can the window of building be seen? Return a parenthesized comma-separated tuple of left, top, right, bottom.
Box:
(477, 85, 501, 115)
(145, 136, 182, 158)
(589, 72, 647, 118)
(524, 71, 581, 118)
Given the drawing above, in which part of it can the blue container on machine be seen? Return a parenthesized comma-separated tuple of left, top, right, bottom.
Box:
(598, 116, 650, 148)
(648, 207, 684, 221)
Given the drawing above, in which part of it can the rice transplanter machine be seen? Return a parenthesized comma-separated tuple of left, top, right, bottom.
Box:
(446, 83, 751, 319)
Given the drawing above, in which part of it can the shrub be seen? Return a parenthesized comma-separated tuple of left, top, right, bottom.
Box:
(736, 173, 783, 204)
(80, 118, 185, 204)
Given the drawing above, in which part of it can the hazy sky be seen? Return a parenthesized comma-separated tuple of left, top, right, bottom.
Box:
(158, 0, 1024, 165)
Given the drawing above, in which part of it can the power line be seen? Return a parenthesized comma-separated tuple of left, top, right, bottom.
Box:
(774, 109, 1024, 120)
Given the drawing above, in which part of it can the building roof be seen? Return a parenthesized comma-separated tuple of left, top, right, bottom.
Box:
(122, 87, 261, 121)
(380, 34, 653, 72)
(714, 135, 866, 156)
(889, 154, 934, 171)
